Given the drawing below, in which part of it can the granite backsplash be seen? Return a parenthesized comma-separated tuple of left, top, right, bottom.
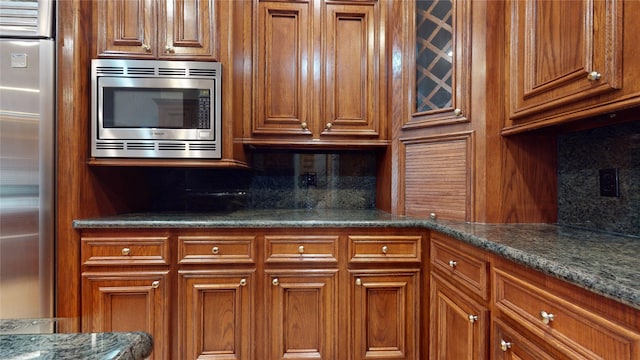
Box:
(558, 120, 639, 237)
(147, 151, 378, 211)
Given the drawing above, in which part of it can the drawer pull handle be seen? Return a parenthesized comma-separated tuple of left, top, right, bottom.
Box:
(448, 260, 457, 269)
(468, 314, 478, 323)
(212, 246, 220, 255)
(381, 245, 389, 254)
(355, 278, 362, 286)
(151, 280, 160, 289)
(239, 278, 247, 287)
(587, 71, 601, 81)
(298, 245, 305, 254)
(272, 278, 279, 286)
(121, 247, 131, 256)
(500, 339, 512, 352)
(539, 310, 555, 324)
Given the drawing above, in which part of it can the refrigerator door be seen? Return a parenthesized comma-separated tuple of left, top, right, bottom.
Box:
(0, 0, 54, 38)
(0, 38, 55, 331)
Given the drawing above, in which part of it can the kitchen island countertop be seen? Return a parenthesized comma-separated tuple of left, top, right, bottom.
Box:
(73, 209, 640, 310)
(0, 330, 152, 360)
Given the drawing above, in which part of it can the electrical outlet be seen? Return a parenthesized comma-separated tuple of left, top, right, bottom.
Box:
(599, 168, 620, 197)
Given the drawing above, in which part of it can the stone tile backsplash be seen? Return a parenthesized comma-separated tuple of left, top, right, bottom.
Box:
(147, 151, 377, 211)
(557, 120, 639, 236)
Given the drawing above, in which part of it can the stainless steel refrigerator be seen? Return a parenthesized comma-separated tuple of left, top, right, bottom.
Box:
(0, 0, 55, 332)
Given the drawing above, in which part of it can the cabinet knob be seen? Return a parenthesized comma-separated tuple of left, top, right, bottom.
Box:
(468, 314, 478, 323)
(298, 245, 305, 254)
(429, 212, 437, 220)
(239, 278, 247, 287)
(212, 246, 220, 255)
(454, 108, 462, 116)
(355, 278, 362, 286)
(141, 44, 151, 52)
(448, 260, 457, 269)
(301, 122, 308, 130)
(121, 247, 131, 256)
(272, 278, 279, 286)
(324, 122, 332, 130)
(381, 245, 389, 254)
(500, 339, 512, 352)
(165, 45, 175, 54)
(151, 280, 160, 289)
(587, 71, 601, 81)
(539, 310, 555, 324)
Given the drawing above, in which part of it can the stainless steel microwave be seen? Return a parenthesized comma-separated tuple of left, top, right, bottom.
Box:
(91, 59, 221, 159)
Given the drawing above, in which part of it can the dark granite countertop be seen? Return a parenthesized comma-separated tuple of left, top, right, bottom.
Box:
(0, 329, 152, 360)
(73, 209, 640, 310)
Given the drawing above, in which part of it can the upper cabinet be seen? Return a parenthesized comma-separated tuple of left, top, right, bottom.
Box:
(405, 0, 471, 129)
(94, 0, 218, 60)
(503, 0, 640, 134)
(246, 0, 388, 148)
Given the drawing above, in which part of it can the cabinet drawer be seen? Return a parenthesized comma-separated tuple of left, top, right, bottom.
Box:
(178, 236, 256, 264)
(81, 236, 169, 266)
(264, 235, 339, 264)
(430, 234, 489, 300)
(493, 268, 640, 359)
(348, 235, 422, 263)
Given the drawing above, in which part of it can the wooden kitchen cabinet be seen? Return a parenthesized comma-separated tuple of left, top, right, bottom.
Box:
(94, 0, 218, 60)
(503, 0, 640, 133)
(348, 234, 422, 359)
(81, 272, 170, 360)
(248, 0, 388, 148)
(429, 233, 489, 360)
(80, 233, 171, 360)
(492, 318, 568, 360)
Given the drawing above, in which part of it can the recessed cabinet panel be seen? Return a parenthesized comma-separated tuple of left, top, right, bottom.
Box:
(507, 0, 622, 120)
(178, 271, 253, 360)
(351, 272, 418, 360)
(323, 3, 379, 137)
(266, 270, 338, 360)
(254, 1, 312, 136)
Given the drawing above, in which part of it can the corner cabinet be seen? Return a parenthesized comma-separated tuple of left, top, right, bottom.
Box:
(246, 0, 388, 148)
(94, 0, 218, 60)
(503, 0, 640, 133)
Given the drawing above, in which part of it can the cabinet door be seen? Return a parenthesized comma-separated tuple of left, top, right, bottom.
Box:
(321, 1, 382, 138)
(160, 0, 218, 59)
(429, 273, 488, 360)
(507, 0, 622, 120)
(254, 1, 314, 138)
(179, 270, 254, 360)
(82, 271, 169, 360)
(95, 0, 157, 58)
(351, 271, 418, 360)
(266, 270, 338, 360)
(408, 0, 471, 128)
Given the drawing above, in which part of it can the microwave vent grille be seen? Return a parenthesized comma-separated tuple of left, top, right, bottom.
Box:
(189, 69, 217, 77)
(95, 66, 125, 75)
(189, 143, 217, 151)
(159, 68, 187, 76)
(127, 142, 156, 150)
(127, 67, 156, 76)
(95, 141, 125, 150)
(158, 142, 187, 151)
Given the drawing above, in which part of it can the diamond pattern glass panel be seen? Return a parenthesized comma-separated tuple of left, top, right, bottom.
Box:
(416, 0, 453, 113)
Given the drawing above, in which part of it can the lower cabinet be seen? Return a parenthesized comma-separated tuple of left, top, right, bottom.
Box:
(81, 271, 170, 360)
(492, 318, 567, 360)
(429, 273, 488, 360)
(350, 271, 419, 360)
(80, 228, 426, 360)
(178, 270, 254, 360)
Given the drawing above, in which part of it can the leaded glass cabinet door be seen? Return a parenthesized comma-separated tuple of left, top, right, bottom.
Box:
(406, 0, 471, 128)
